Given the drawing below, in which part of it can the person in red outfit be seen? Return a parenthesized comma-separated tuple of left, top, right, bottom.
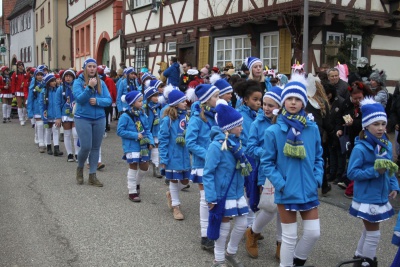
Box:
(11, 61, 29, 125)
(103, 66, 117, 128)
(0, 66, 13, 123)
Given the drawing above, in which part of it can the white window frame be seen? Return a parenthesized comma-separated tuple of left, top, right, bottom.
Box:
(167, 42, 176, 53)
(134, 0, 152, 8)
(260, 31, 279, 71)
(134, 46, 148, 73)
(326, 31, 362, 65)
(213, 35, 251, 70)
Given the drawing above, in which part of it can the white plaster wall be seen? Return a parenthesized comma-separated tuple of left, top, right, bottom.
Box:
(371, 1, 385, 12)
(353, 0, 366, 10)
(108, 36, 121, 70)
(9, 11, 36, 68)
(371, 55, 400, 93)
(96, 5, 113, 41)
(124, 15, 136, 35)
(312, 31, 323, 45)
(313, 49, 321, 74)
(68, 0, 88, 20)
(371, 35, 400, 51)
(180, 0, 194, 23)
(135, 13, 151, 32)
(198, 0, 212, 20)
(162, 5, 178, 26)
(146, 12, 161, 31)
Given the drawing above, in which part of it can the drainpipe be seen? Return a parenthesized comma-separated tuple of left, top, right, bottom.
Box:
(55, 0, 59, 68)
(65, 2, 73, 68)
(302, 0, 309, 73)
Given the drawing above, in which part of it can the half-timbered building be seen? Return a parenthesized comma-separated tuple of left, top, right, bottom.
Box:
(123, 0, 400, 90)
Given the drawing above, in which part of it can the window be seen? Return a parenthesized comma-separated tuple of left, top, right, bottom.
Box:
(132, 0, 152, 9)
(24, 48, 27, 62)
(15, 18, 18, 33)
(28, 46, 31, 62)
(85, 25, 90, 54)
(75, 21, 91, 57)
(20, 49, 23, 61)
(260, 32, 279, 70)
(75, 30, 79, 55)
(134, 46, 148, 73)
(48, 2, 51, 23)
(27, 13, 31, 29)
(167, 42, 176, 52)
(21, 15, 25, 30)
(36, 13, 38, 31)
(327, 32, 362, 65)
(40, 8, 44, 28)
(214, 35, 251, 70)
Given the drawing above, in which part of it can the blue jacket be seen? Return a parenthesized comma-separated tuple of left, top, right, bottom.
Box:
(158, 112, 191, 170)
(237, 105, 258, 149)
(163, 62, 180, 86)
(117, 109, 154, 153)
(260, 115, 324, 204)
(246, 113, 273, 185)
(117, 78, 137, 112)
(73, 74, 112, 120)
(347, 137, 400, 205)
(27, 79, 45, 118)
(203, 126, 246, 203)
(55, 82, 75, 118)
(185, 102, 217, 169)
(145, 102, 161, 138)
(39, 86, 60, 120)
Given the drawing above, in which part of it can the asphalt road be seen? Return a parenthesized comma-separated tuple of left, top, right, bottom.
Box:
(0, 119, 399, 267)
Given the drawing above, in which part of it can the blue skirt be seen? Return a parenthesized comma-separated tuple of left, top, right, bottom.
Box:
(165, 169, 190, 180)
(224, 196, 249, 217)
(349, 200, 394, 223)
(189, 168, 203, 184)
(284, 200, 320, 211)
(122, 152, 150, 163)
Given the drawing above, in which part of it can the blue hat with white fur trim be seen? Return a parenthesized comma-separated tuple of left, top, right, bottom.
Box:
(280, 74, 308, 107)
(125, 67, 135, 75)
(34, 68, 44, 76)
(122, 90, 143, 106)
(149, 79, 163, 89)
(215, 99, 243, 131)
(194, 84, 219, 104)
(264, 86, 283, 106)
(361, 97, 387, 128)
(245, 56, 262, 70)
(141, 72, 152, 82)
(212, 75, 233, 96)
(168, 90, 187, 106)
(144, 86, 159, 100)
(44, 73, 56, 84)
(82, 58, 97, 69)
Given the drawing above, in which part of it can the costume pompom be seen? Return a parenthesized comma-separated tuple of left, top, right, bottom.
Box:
(360, 96, 377, 106)
(185, 87, 198, 102)
(209, 73, 221, 85)
(306, 73, 317, 98)
(145, 79, 151, 87)
(121, 94, 126, 103)
(163, 84, 176, 99)
(216, 99, 228, 107)
(289, 73, 308, 87)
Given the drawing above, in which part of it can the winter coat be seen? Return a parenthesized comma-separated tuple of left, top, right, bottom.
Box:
(237, 104, 258, 149)
(333, 79, 350, 99)
(336, 97, 363, 147)
(185, 102, 217, 169)
(328, 95, 345, 147)
(347, 137, 399, 205)
(55, 82, 75, 118)
(0, 75, 12, 94)
(73, 74, 112, 120)
(163, 62, 180, 86)
(27, 79, 45, 117)
(104, 76, 117, 103)
(39, 86, 60, 120)
(117, 110, 154, 153)
(203, 126, 246, 203)
(11, 72, 28, 94)
(117, 78, 137, 112)
(260, 115, 324, 204)
(145, 102, 161, 138)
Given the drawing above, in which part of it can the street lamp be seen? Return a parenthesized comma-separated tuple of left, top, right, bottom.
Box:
(45, 35, 52, 70)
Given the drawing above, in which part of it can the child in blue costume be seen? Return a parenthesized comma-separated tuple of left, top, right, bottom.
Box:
(55, 69, 78, 162)
(40, 74, 64, 157)
(260, 74, 324, 267)
(234, 79, 263, 227)
(144, 84, 162, 178)
(159, 90, 191, 220)
(186, 83, 220, 250)
(245, 86, 283, 260)
(347, 97, 399, 266)
(210, 73, 233, 104)
(203, 99, 251, 267)
(27, 68, 46, 152)
(117, 90, 154, 203)
(117, 67, 137, 113)
(391, 213, 400, 267)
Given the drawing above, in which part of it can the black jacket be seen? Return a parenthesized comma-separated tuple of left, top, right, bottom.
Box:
(336, 97, 362, 146)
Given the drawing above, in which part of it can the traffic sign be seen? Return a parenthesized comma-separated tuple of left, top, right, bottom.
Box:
(0, 47, 6, 53)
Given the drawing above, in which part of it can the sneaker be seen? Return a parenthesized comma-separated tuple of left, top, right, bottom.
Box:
(3, 118, 6, 123)
(7, 117, 11, 122)
(97, 162, 105, 170)
(166, 191, 172, 210)
(201, 237, 215, 250)
(337, 182, 347, 190)
(74, 155, 78, 162)
(164, 178, 170, 186)
(344, 192, 353, 199)
(245, 228, 260, 258)
(67, 154, 75, 162)
(20, 121, 25, 126)
(211, 261, 227, 267)
(322, 184, 332, 197)
(172, 206, 184, 220)
(129, 193, 141, 202)
(39, 146, 46, 153)
(225, 252, 244, 267)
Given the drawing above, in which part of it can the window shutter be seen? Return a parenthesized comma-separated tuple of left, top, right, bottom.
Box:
(279, 28, 292, 74)
(198, 36, 210, 69)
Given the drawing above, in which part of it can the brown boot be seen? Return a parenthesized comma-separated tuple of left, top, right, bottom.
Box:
(275, 241, 281, 260)
(172, 205, 184, 220)
(245, 228, 260, 258)
(76, 167, 84, 185)
(88, 173, 103, 187)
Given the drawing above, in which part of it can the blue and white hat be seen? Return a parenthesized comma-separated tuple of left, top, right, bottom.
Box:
(168, 90, 187, 106)
(125, 67, 136, 75)
(34, 68, 44, 76)
(245, 56, 262, 70)
(141, 72, 152, 83)
(280, 74, 308, 107)
(360, 97, 387, 128)
(149, 79, 163, 89)
(158, 84, 179, 104)
(82, 58, 97, 69)
(62, 69, 76, 79)
(144, 86, 159, 100)
(122, 91, 143, 106)
(215, 99, 243, 131)
(210, 74, 233, 96)
(264, 86, 283, 106)
(44, 73, 56, 84)
(187, 84, 219, 104)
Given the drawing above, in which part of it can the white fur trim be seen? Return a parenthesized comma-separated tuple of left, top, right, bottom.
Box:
(121, 95, 126, 103)
(186, 87, 198, 102)
(210, 73, 221, 85)
(216, 99, 228, 107)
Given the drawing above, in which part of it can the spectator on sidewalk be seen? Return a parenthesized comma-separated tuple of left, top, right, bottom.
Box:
(179, 62, 192, 92)
(163, 57, 180, 86)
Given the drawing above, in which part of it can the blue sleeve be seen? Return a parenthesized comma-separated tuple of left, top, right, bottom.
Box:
(259, 130, 285, 190)
(313, 128, 324, 188)
(202, 143, 221, 203)
(116, 81, 124, 111)
(116, 114, 138, 140)
(55, 86, 62, 119)
(39, 90, 44, 120)
(27, 85, 34, 118)
(96, 81, 112, 107)
(163, 66, 172, 78)
(347, 146, 380, 181)
(185, 118, 207, 160)
(73, 79, 91, 104)
(158, 117, 171, 165)
(246, 122, 263, 160)
(142, 114, 154, 145)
